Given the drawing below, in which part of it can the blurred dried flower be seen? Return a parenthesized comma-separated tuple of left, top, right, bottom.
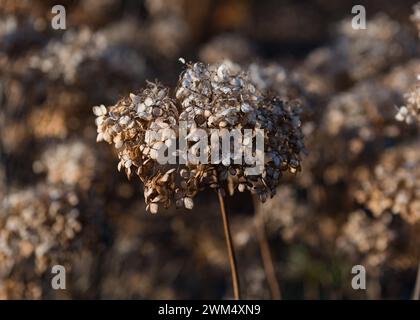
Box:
(0, 121, 29, 154)
(353, 142, 420, 224)
(337, 210, 395, 269)
(33, 141, 96, 191)
(145, 0, 184, 17)
(411, 2, 420, 37)
(30, 28, 107, 84)
(334, 14, 416, 81)
(322, 80, 398, 138)
(396, 86, 420, 124)
(301, 14, 417, 89)
(29, 107, 68, 140)
(0, 184, 81, 277)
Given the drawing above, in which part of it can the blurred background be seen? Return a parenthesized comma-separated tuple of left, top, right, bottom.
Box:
(0, 0, 419, 299)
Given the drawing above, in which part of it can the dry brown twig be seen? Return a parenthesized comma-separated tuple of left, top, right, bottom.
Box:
(217, 189, 241, 300)
(412, 261, 420, 300)
(254, 199, 282, 300)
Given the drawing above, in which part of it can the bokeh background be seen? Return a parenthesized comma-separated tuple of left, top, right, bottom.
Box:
(0, 0, 419, 299)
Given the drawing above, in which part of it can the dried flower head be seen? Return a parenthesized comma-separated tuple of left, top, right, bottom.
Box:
(28, 106, 68, 140)
(334, 14, 416, 81)
(94, 61, 304, 213)
(0, 184, 81, 276)
(308, 79, 404, 187)
(302, 14, 417, 89)
(30, 28, 107, 84)
(396, 86, 420, 124)
(33, 141, 96, 191)
(322, 80, 398, 138)
(353, 142, 420, 224)
(337, 210, 395, 269)
(411, 2, 420, 38)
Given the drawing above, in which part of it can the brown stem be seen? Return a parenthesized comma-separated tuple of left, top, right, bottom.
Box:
(412, 261, 420, 300)
(217, 189, 241, 300)
(254, 201, 282, 300)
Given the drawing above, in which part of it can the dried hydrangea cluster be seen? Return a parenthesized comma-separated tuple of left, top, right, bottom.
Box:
(33, 141, 96, 191)
(395, 4, 420, 125)
(0, 184, 81, 276)
(29, 106, 68, 140)
(0, 14, 17, 40)
(95, 61, 304, 213)
(411, 2, 420, 37)
(322, 80, 398, 139)
(301, 79, 406, 188)
(29, 28, 107, 83)
(334, 14, 416, 81)
(299, 14, 417, 93)
(247, 63, 308, 105)
(396, 86, 420, 124)
(29, 25, 146, 89)
(353, 142, 420, 224)
(337, 210, 395, 269)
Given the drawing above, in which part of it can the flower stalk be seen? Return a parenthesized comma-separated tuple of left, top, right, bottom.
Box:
(254, 202, 282, 300)
(217, 189, 241, 300)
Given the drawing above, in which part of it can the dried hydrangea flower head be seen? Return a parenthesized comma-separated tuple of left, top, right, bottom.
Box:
(395, 4, 420, 125)
(307, 80, 403, 188)
(176, 61, 304, 195)
(94, 60, 304, 213)
(94, 83, 183, 214)
(29, 25, 146, 90)
(247, 63, 308, 104)
(396, 86, 420, 124)
(33, 141, 96, 191)
(322, 81, 398, 138)
(411, 2, 420, 37)
(0, 184, 81, 276)
(337, 210, 395, 269)
(334, 14, 416, 81)
(353, 142, 420, 224)
(94, 60, 305, 299)
(301, 14, 417, 89)
(30, 28, 107, 84)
